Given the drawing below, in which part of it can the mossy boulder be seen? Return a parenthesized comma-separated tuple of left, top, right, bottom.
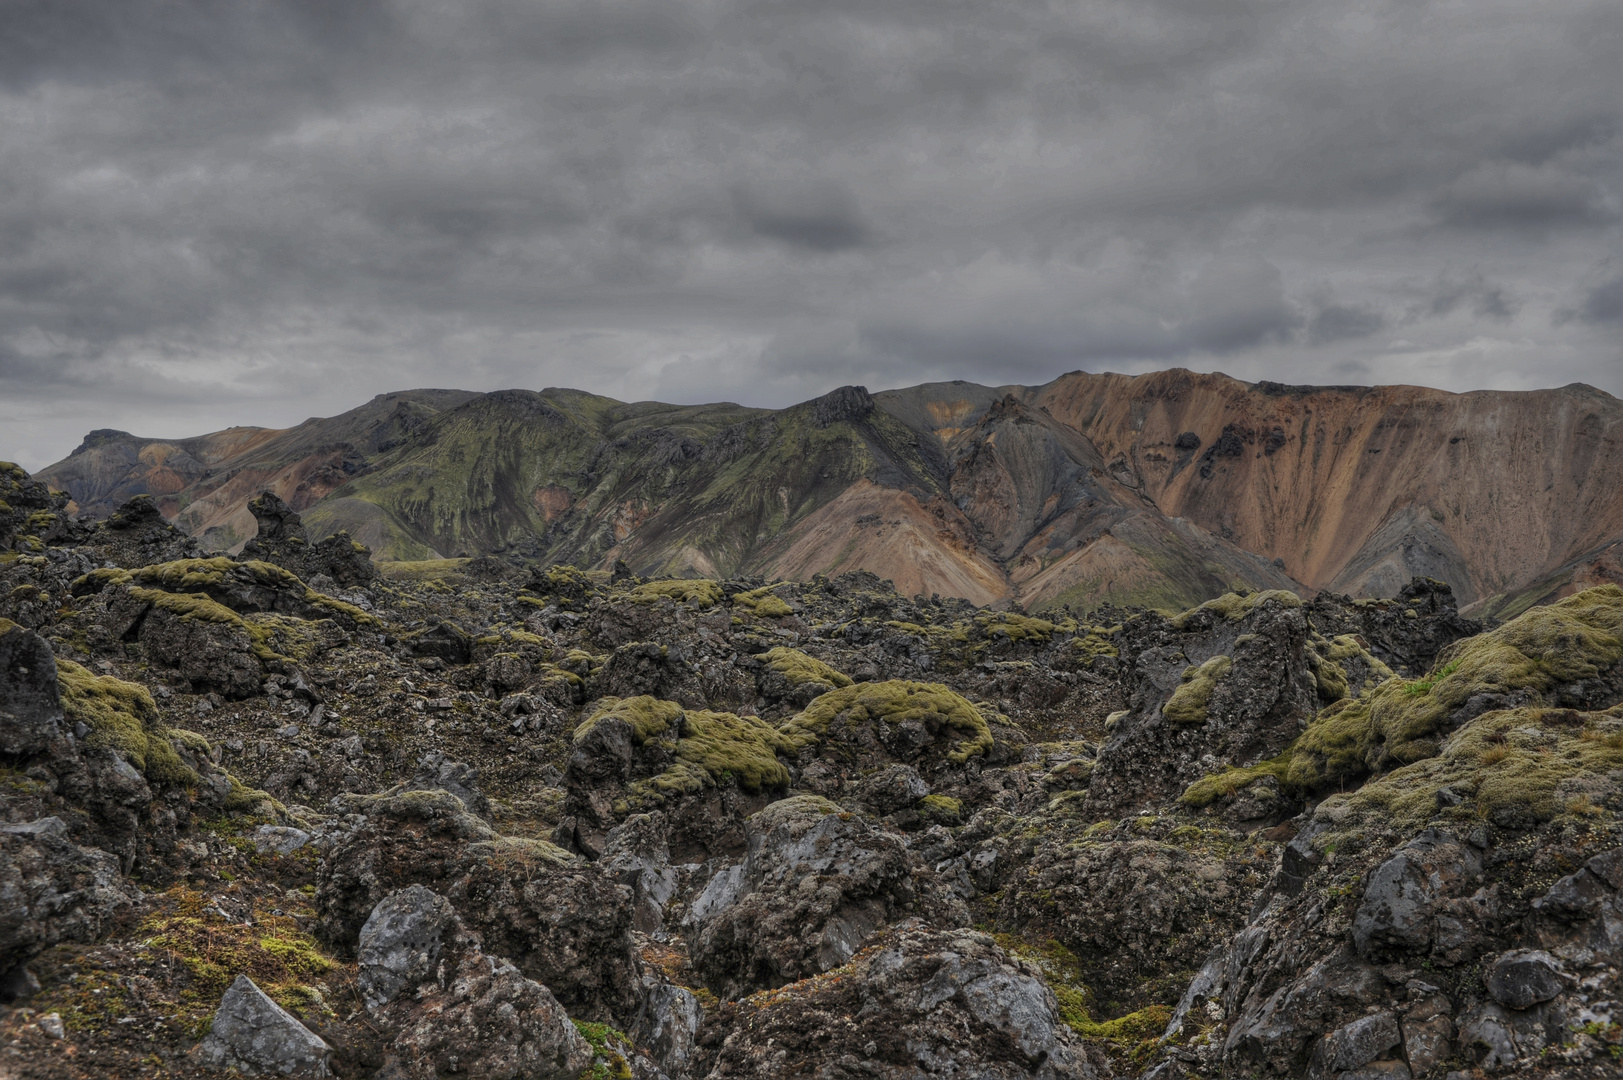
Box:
(1290, 585, 1623, 789)
(779, 679, 995, 765)
(1163, 655, 1232, 725)
(628, 579, 722, 609)
(57, 660, 196, 786)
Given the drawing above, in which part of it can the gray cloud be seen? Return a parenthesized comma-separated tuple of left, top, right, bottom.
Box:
(0, 0, 1620, 471)
(1573, 276, 1623, 324)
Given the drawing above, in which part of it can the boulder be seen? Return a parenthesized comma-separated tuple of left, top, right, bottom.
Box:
(242, 491, 376, 587)
(690, 796, 925, 998)
(1486, 949, 1569, 1010)
(376, 949, 593, 1080)
(1085, 593, 1319, 818)
(630, 979, 703, 1079)
(1307, 1011, 1401, 1078)
(597, 813, 678, 934)
(193, 974, 331, 1077)
(0, 817, 132, 972)
(317, 786, 640, 1021)
(358, 886, 457, 1011)
(691, 924, 1100, 1080)
(1352, 830, 1481, 960)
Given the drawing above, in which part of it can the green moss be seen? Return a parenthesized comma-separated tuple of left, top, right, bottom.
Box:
(779, 679, 995, 763)
(732, 586, 795, 618)
(225, 776, 281, 814)
(137, 889, 339, 1026)
(574, 696, 685, 744)
(918, 793, 963, 825)
(571, 1019, 634, 1080)
(1170, 589, 1301, 630)
(1313, 704, 1623, 842)
(378, 558, 473, 582)
(976, 612, 1076, 643)
(1072, 626, 1121, 661)
(468, 835, 577, 870)
(1162, 655, 1231, 725)
(677, 710, 793, 792)
(1180, 748, 1294, 808)
(759, 646, 853, 688)
(628, 579, 722, 608)
(57, 659, 196, 785)
(1072, 1004, 1174, 1042)
(749, 794, 843, 832)
(1291, 585, 1623, 787)
(622, 760, 715, 810)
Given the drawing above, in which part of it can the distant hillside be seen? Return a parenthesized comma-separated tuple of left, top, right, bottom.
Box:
(34, 370, 1623, 614)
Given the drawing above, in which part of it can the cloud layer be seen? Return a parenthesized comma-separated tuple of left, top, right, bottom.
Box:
(2, 0, 1619, 469)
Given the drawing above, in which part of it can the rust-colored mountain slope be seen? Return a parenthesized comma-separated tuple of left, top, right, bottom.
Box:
(1017, 370, 1623, 608)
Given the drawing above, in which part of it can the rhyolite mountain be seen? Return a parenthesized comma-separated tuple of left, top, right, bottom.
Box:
(36, 370, 1623, 615)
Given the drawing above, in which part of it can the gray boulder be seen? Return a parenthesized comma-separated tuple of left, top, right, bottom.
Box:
(631, 979, 703, 1078)
(690, 796, 919, 998)
(598, 812, 678, 934)
(691, 924, 1099, 1080)
(253, 826, 313, 856)
(193, 974, 332, 1077)
(0, 817, 132, 972)
(404, 753, 490, 820)
(1307, 1011, 1401, 1079)
(376, 948, 593, 1080)
(1486, 949, 1569, 1010)
(1352, 830, 1480, 960)
(358, 886, 457, 1011)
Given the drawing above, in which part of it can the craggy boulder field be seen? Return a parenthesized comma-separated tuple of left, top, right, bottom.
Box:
(2, 462, 1622, 1078)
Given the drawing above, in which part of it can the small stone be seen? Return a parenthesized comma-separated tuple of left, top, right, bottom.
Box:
(1487, 949, 1568, 1010)
(38, 1012, 64, 1039)
(193, 974, 331, 1077)
(252, 826, 313, 856)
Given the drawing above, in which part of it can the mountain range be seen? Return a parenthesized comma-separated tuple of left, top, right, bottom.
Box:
(35, 369, 1623, 616)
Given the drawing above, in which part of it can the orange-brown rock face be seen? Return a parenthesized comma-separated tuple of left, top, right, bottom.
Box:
(1019, 370, 1623, 608)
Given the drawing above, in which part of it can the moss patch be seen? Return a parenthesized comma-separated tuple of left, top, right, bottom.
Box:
(628, 579, 722, 609)
(1162, 655, 1232, 725)
(779, 679, 995, 763)
(918, 793, 963, 825)
(976, 612, 1076, 644)
(57, 659, 197, 785)
(1170, 589, 1301, 630)
(677, 710, 794, 792)
(749, 794, 843, 832)
(1313, 703, 1623, 843)
(136, 886, 343, 1029)
(732, 586, 794, 618)
(1180, 748, 1294, 808)
(574, 696, 685, 745)
(759, 646, 853, 688)
(1291, 585, 1623, 787)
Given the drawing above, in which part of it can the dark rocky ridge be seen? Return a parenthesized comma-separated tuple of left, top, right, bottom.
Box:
(3, 459, 1623, 1078)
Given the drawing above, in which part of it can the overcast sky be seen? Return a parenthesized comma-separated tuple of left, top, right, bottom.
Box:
(2, 0, 1620, 470)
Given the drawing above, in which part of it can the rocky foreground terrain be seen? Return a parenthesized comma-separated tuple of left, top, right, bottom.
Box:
(4, 459, 1623, 1079)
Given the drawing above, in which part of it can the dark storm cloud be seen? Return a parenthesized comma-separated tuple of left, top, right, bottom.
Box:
(1561, 275, 1623, 325)
(1, 0, 1620, 470)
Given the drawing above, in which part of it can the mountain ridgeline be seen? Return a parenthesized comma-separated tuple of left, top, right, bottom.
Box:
(36, 370, 1623, 616)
